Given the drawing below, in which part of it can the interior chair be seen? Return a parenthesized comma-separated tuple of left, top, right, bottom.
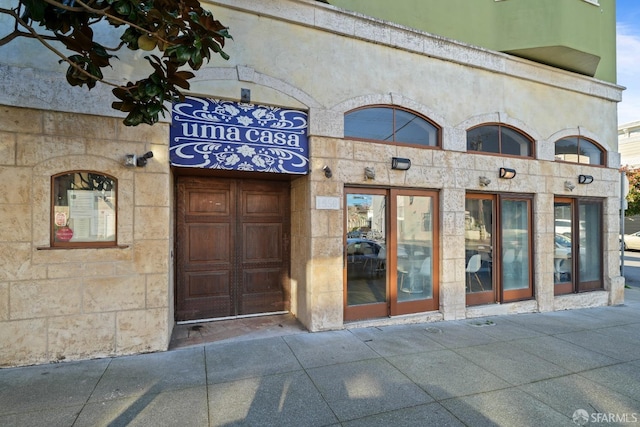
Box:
(503, 248, 515, 278)
(416, 256, 431, 295)
(361, 245, 376, 270)
(555, 257, 571, 282)
(465, 253, 483, 292)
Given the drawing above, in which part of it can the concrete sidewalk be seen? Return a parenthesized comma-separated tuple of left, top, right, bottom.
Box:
(2, 289, 640, 427)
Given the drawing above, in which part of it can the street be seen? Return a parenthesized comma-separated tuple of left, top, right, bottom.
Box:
(622, 250, 640, 287)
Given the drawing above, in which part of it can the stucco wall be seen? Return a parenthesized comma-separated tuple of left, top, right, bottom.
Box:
(0, 106, 172, 367)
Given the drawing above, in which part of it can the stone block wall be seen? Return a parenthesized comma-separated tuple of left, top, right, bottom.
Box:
(0, 105, 172, 367)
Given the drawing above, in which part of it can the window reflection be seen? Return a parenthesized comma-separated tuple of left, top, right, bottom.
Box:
(345, 106, 439, 147)
(467, 124, 533, 157)
(397, 195, 434, 301)
(465, 198, 493, 293)
(554, 137, 604, 165)
(579, 202, 602, 285)
(501, 200, 529, 290)
(346, 194, 387, 306)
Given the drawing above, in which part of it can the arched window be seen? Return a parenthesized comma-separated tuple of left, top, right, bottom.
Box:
(467, 124, 533, 158)
(554, 136, 605, 165)
(344, 106, 440, 147)
(51, 171, 117, 248)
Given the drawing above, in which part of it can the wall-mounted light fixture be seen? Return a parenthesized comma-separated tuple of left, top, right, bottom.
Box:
(391, 157, 411, 171)
(479, 176, 491, 187)
(564, 181, 575, 192)
(499, 167, 516, 179)
(322, 165, 332, 178)
(578, 174, 594, 184)
(124, 151, 154, 167)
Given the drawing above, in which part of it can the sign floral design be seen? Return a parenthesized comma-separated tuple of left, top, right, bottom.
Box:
(170, 97, 309, 174)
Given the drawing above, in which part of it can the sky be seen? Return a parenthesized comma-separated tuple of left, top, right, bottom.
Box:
(617, 0, 640, 126)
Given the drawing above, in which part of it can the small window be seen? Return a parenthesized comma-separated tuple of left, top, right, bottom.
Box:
(344, 106, 439, 147)
(467, 124, 533, 157)
(51, 171, 117, 247)
(554, 137, 604, 165)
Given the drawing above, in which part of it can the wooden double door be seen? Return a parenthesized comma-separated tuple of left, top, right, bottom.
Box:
(176, 177, 290, 321)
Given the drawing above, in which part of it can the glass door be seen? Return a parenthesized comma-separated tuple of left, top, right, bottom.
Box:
(465, 195, 495, 305)
(344, 188, 439, 321)
(501, 198, 532, 301)
(554, 199, 574, 294)
(579, 201, 602, 291)
(391, 190, 439, 315)
(344, 189, 388, 321)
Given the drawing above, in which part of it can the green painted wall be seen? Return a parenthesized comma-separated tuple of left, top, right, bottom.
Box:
(327, 0, 616, 83)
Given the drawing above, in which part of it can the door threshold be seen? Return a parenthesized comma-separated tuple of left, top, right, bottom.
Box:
(170, 312, 306, 350)
(176, 311, 289, 325)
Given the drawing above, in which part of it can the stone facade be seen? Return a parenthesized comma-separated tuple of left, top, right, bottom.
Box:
(0, 0, 624, 366)
(0, 106, 173, 366)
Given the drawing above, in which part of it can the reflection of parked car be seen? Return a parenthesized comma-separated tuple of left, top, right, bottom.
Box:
(555, 233, 571, 250)
(555, 219, 585, 237)
(555, 220, 571, 237)
(555, 233, 585, 257)
(346, 238, 383, 262)
(621, 231, 640, 251)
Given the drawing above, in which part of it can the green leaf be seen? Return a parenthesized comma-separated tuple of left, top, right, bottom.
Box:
(114, 1, 132, 16)
(124, 110, 144, 126)
(22, 0, 47, 22)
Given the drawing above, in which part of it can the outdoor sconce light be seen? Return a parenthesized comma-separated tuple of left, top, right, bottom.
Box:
(578, 174, 594, 184)
(479, 176, 491, 187)
(364, 167, 376, 180)
(564, 181, 575, 192)
(124, 151, 154, 167)
(499, 167, 516, 179)
(322, 165, 332, 178)
(391, 157, 411, 171)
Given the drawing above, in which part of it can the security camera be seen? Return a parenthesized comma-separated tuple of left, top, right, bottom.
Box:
(136, 151, 154, 167)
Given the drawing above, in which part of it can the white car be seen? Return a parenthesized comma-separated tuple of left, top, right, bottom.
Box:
(622, 231, 640, 251)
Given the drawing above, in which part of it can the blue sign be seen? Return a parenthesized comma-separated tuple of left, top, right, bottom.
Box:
(170, 97, 309, 174)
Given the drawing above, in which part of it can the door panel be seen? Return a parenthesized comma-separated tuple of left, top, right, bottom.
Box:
(344, 190, 388, 321)
(177, 180, 235, 320)
(238, 180, 290, 315)
(188, 224, 230, 261)
(501, 198, 532, 301)
(465, 195, 495, 305)
(554, 199, 574, 294)
(391, 190, 439, 315)
(578, 201, 602, 291)
(176, 177, 289, 321)
(244, 224, 282, 262)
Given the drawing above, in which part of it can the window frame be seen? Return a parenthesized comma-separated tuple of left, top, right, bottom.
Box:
(50, 170, 118, 249)
(466, 123, 535, 158)
(554, 136, 606, 166)
(344, 105, 441, 149)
